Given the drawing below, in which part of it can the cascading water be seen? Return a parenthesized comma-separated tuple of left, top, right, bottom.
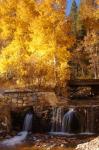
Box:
(50, 107, 95, 136)
(80, 107, 95, 135)
(62, 108, 80, 133)
(50, 107, 80, 135)
(51, 107, 63, 132)
(1, 111, 33, 146)
(1, 131, 28, 146)
(23, 112, 33, 132)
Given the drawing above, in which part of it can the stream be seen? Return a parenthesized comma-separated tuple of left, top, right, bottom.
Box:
(0, 107, 96, 150)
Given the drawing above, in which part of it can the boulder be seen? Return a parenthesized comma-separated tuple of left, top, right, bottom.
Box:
(76, 137, 99, 150)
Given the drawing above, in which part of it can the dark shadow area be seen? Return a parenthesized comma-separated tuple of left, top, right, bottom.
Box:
(11, 106, 51, 133)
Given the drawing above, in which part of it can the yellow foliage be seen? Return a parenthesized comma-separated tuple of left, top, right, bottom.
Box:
(0, 0, 74, 87)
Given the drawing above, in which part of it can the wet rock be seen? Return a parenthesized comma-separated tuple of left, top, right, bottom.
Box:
(46, 144, 56, 150)
(32, 137, 37, 141)
(61, 144, 65, 147)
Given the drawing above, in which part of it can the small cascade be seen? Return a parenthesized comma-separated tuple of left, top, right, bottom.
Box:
(62, 108, 80, 133)
(23, 112, 33, 132)
(84, 108, 89, 133)
(50, 106, 95, 135)
(90, 107, 94, 133)
(51, 107, 63, 132)
(50, 107, 81, 135)
(81, 107, 95, 134)
(1, 111, 33, 147)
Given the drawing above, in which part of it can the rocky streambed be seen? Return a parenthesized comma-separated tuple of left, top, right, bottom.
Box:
(0, 132, 97, 150)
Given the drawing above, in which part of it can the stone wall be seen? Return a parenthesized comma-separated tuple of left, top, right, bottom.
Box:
(3, 90, 58, 109)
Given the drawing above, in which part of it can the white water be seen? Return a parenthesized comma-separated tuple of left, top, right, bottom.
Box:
(23, 113, 33, 131)
(1, 131, 28, 146)
(1, 112, 33, 146)
(50, 107, 95, 135)
(51, 108, 78, 133)
(62, 108, 75, 133)
(51, 108, 77, 133)
(51, 107, 63, 132)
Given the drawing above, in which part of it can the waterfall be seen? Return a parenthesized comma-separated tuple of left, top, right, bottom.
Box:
(51, 107, 63, 132)
(1, 112, 33, 146)
(62, 108, 74, 133)
(81, 107, 94, 134)
(50, 106, 95, 135)
(62, 108, 80, 133)
(51, 107, 80, 134)
(90, 107, 94, 133)
(23, 112, 33, 132)
(50, 107, 81, 135)
(84, 108, 88, 133)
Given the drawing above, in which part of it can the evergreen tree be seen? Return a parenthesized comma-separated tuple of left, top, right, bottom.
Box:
(70, 0, 78, 36)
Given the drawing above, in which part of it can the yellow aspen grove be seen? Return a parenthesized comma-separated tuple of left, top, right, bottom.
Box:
(0, 0, 74, 88)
